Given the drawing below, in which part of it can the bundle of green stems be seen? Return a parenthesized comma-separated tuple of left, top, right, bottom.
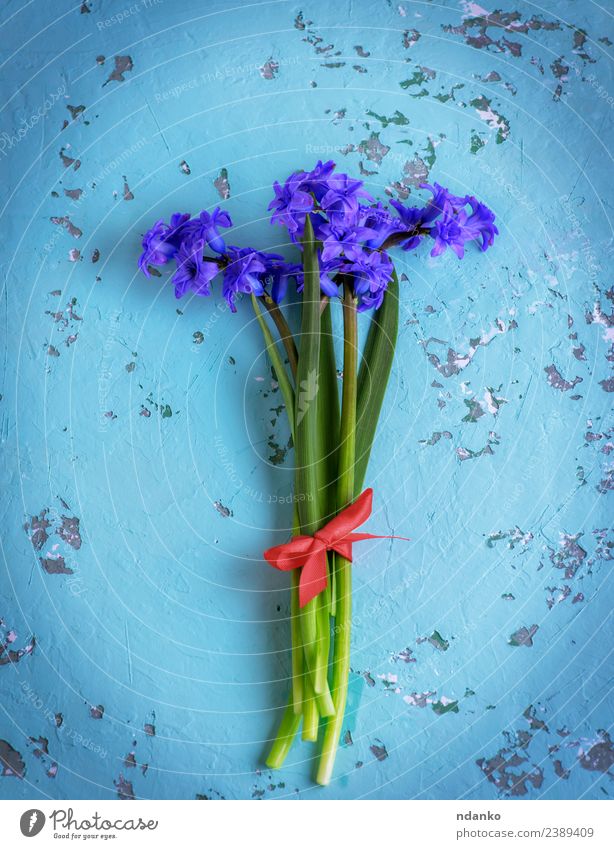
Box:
(252, 218, 399, 785)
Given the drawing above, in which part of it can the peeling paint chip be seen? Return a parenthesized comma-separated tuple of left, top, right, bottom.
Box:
(114, 773, 135, 799)
(0, 740, 25, 777)
(40, 555, 73, 575)
(104, 55, 133, 85)
(508, 624, 539, 647)
(544, 364, 582, 392)
(214, 500, 232, 518)
(579, 734, 614, 772)
(259, 58, 279, 80)
(370, 742, 388, 761)
(214, 168, 230, 199)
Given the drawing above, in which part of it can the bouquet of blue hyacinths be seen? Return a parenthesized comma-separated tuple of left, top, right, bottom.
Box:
(138, 161, 497, 785)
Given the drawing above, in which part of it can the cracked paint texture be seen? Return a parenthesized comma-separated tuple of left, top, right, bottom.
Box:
(0, 0, 612, 801)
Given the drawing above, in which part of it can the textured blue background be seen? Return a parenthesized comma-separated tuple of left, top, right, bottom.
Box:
(0, 0, 613, 801)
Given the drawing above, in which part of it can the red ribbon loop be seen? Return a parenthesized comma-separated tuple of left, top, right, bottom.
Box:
(263, 488, 409, 608)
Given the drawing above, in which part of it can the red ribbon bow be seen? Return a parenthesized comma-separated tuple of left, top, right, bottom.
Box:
(263, 488, 409, 608)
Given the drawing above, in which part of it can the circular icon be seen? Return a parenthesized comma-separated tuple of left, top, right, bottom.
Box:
(19, 809, 46, 837)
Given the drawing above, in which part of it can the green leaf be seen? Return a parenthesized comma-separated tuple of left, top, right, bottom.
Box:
(295, 215, 323, 533)
(354, 270, 399, 494)
(318, 301, 340, 522)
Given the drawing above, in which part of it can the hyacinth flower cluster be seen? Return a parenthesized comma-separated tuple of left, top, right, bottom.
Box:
(139, 160, 497, 312)
(138, 161, 497, 785)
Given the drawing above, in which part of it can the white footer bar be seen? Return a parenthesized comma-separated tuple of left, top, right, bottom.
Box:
(0, 799, 611, 848)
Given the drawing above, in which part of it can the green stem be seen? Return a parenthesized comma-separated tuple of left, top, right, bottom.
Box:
(314, 590, 335, 716)
(329, 552, 337, 619)
(265, 699, 302, 769)
(256, 299, 302, 763)
(295, 216, 334, 714)
(290, 508, 303, 714)
(262, 498, 304, 768)
(316, 281, 358, 786)
(311, 298, 338, 715)
(301, 673, 319, 742)
(251, 295, 295, 438)
(260, 295, 299, 380)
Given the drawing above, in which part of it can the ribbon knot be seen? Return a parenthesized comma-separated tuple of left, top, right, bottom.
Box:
(313, 529, 332, 547)
(263, 488, 409, 608)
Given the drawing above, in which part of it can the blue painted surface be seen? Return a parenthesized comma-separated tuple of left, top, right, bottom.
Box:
(0, 0, 613, 801)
